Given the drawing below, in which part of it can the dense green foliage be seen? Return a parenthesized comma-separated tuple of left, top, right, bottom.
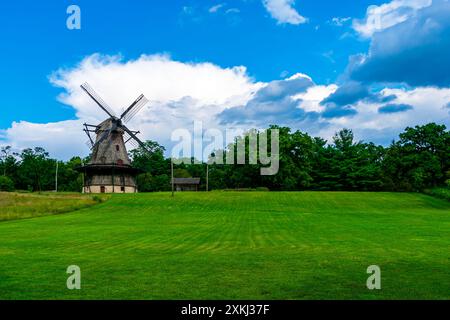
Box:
(129, 141, 171, 192)
(132, 123, 449, 193)
(423, 187, 450, 202)
(0, 146, 84, 192)
(0, 176, 14, 191)
(1, 123, 448, 193)
(0, 191, 448, 299)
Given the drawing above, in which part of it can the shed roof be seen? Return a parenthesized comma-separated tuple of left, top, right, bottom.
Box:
(172, 178, 201, 185)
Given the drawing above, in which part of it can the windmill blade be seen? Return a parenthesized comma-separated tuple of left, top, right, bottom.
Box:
(80, 82, 116, 118)
(129, 139, 139, 149)
(85, 140, 93, 148)
(120, 94, 146, 120)
(123, 132, 139, 149)
(119, 94, 143, 120)
(121, 95, 149, 123)
(121, 124, 150, 153)
(83, 124, 95, 147)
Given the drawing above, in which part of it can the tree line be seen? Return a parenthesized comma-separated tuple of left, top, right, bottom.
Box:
(0, 123, 449, 193)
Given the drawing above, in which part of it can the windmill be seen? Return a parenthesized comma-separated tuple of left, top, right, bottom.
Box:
(76, 82, 149, 193)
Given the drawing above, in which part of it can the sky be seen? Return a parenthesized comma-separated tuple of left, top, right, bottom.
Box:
(0, 0, 449, 159)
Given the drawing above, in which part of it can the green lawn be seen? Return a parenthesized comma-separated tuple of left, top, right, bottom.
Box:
(0, 191, 449, 300)
(0, 192, 106, 222)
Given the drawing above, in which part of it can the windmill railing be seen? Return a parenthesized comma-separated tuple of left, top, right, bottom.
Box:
(75, 163, 144, 174)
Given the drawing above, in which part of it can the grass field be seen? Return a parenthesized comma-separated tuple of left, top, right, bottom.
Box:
(0, 192, 106, 222)
(0, 191, 449, 300)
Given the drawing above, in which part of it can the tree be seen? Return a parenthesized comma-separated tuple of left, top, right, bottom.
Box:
(261, 126, 315, 190)
(17, 147, 54, 192)
(56, 157, 84, 192)
(383, 123, 449, 190)
(130, 140, 171, 192)
(129, 140, 168, 176)
(0, 146, 18, 178)
(136, 173, 170, 192)
(310, 129, 384, 191)
(1, 123, 446, 193)
(0, 176, 14, 191)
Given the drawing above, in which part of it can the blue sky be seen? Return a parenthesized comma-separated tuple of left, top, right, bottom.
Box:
(0, 0, 375, 128)
(0, 0, 449, 159)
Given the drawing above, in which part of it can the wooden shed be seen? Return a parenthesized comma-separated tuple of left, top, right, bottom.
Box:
(172, 178, 201, 191)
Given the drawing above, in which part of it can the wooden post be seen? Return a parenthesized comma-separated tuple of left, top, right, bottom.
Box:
(171, 158, 174, 197)
(81, 160, 85, 193)
(55, 161, 59, 192)
(206, 163, 209, 192)
(112, 167, 115, 193)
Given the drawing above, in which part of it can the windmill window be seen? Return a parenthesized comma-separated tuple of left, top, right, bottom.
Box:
(116, 145, 120, 151)
(117, 159, 124, 165)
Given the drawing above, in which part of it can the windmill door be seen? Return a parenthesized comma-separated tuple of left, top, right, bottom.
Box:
(100, 186, 106, 193)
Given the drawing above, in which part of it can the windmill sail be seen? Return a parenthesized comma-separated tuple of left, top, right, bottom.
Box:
(76, 82, 151, 194)
(81, 82, 116, 118)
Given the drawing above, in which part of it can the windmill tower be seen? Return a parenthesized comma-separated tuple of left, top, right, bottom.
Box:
(76, 83, 150, 193)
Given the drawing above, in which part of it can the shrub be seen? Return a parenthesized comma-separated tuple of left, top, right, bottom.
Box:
(92, 195, 104, 203)
(0, 176, 14, 192)
(423, 188, 450, 202)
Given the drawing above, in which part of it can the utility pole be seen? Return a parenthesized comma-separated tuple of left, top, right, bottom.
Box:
(81, 159, 85, 194)
(171, 158, 174, 197)
(55, 161, 59, 192)
(206, 163, 209, 192)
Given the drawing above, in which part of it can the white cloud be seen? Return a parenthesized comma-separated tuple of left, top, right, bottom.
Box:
(286, 72, 312, 81)
(226, 8, 240, 14)
(209, 3, 226, 13)
(353, 0, 432, 37)
(1, 54, 449, 160)
(1, 54, 262, 160)
(330, 17, 351, 27)
(3, 120, 86, 160)
(262, 0, 307, 25)
(293, 84, 338, 113)
(317, 86, 450, 144)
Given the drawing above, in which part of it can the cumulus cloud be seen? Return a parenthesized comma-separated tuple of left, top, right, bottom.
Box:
(353, 0, 432, 37)
(378, 103, 414, 113)
(218, 73, 315, 124)
(293, 84, 338, 113)
(318, 81, 397, 118)
(321, 105, 357, 119)
(321, 81, 371, 107)
(315, 86, 450, 145)
(1, 54, 449, 160)
(262, 0, 307, 25)
(1, 54, 262, 159)
(349, 0, 450, 87)
(3, 120, 86, 160)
